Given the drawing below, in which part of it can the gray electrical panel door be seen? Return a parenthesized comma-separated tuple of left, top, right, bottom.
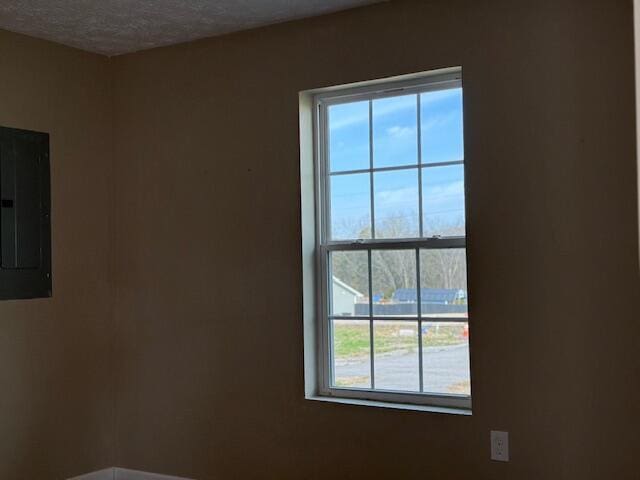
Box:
(0, 127, 51, 300)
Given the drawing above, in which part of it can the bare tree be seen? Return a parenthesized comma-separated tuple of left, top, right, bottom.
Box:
(330, 213, 466, 299)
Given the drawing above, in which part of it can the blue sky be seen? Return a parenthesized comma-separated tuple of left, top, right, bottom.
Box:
(328, 88, 465, 239)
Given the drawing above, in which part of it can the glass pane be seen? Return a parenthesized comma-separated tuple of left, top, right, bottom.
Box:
(372, 249, 417, 317)
(374, 320, 419, 391)
(332, 320, 371, 388)
(330, 173, 371, 240)
(330, 251, 369, 317)
(372, 94, 418, 168)
(422, 164, 465, 237)
(421, 88, 464, 164)
(422, 322, 470, 395)
(419, 249, 468, 318)
(329, 101, 370, 172)
(374, 169, 419, 238)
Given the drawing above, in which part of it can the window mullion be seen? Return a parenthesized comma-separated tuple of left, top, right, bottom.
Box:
(368, 249, 375, 389)
(368, 99, 375, 240)
(416, 248, 424, 392)
(330, 163, 422, 176)
(417, 94, 424, 238)
(320, 102, 330, 244)
(319, 102, 332, 392)
(318, 245, 331, 393)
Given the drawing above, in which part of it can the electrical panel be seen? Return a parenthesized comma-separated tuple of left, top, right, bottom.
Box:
(0, 126, 51, 300)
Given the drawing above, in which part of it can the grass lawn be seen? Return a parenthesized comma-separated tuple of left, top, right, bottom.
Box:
(334, 321, 467, 360)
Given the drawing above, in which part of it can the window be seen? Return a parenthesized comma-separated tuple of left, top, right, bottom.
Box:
(308, 69, 470, 410)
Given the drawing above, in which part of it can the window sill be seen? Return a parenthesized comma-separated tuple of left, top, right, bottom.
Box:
(306, 394, 472, 416)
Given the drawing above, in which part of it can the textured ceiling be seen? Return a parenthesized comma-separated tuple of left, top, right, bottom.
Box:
(0, 0, 382, 56)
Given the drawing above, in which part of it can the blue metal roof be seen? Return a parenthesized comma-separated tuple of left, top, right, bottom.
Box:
(392, 288, 466, 304)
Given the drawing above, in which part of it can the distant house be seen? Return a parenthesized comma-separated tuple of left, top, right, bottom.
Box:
(332, 277, 364, 316)
(393, 288, 467, 305)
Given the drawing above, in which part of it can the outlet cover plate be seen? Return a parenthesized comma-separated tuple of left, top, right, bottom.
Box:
(491, 430, 509, 462)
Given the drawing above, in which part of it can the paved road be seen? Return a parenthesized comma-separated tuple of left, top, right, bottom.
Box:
(335, 342, 470, 394)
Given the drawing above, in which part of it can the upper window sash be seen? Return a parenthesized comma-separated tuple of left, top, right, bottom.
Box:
(315, 74, 465, 246)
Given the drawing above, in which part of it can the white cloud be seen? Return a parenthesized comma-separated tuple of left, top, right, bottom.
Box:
(386, 126, 415, 139)
(420, 88, 460, 105)
(425, 180, 464, 208)
(421, 110, 458, 133)
(330, 88, 461, 132)
(377, 186, 418, 205)
(330, 95, 414, 131)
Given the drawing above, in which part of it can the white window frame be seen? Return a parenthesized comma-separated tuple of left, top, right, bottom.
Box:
(311, 68, 471, 411)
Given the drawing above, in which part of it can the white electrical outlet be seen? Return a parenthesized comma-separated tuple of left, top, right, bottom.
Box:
(490, 430, 509, 462)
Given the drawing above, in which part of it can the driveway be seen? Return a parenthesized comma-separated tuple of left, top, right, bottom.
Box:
(335, 342, 470, 394)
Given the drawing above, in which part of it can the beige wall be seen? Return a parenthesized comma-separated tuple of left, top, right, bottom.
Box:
(0, 30, 115, 478)
(111, 1, 640, 479)
(636, 0, 640, 266)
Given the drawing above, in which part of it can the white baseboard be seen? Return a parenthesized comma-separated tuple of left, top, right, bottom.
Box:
(67, 469, 114, 480)
(68, 467, 194, 480)
(115, 468, 193, 480)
